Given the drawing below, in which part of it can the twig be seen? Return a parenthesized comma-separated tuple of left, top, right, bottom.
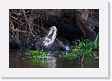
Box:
(22, 9, 32, 33)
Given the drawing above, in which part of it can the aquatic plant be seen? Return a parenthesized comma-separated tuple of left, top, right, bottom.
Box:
(25, 50, 49, 67)
(60, 36, 99, 62)
(25, 50, 49, 59)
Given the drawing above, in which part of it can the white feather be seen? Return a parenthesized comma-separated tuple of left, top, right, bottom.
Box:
(43, 26, 57, 47)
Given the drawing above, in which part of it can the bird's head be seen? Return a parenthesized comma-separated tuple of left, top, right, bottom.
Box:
(49, 26, 57, 32)
(47, 26, 57, 36)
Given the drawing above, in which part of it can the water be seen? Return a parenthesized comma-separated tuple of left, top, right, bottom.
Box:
(9, 49, 98, 68)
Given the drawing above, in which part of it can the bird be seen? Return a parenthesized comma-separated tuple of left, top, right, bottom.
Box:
(35, 26, 57, 51)
(35, 26, 71, 54)
(43, 26, 57, 48)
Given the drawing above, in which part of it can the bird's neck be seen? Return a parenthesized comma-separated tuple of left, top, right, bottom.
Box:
(43, 29, 57, 47)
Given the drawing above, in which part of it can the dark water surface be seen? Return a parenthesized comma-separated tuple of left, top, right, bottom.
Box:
(9, 49, 98, 68)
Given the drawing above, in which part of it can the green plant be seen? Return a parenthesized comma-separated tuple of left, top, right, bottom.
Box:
(60, 37, 99, 61)
(25, 50, 49, 67)
(26, 50, 49, 59)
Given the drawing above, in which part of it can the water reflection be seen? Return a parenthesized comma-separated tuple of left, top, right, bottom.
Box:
(9, 49, 98, 68)
(48, 57, 56, 68)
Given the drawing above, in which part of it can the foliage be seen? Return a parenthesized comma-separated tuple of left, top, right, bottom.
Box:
(26, 50, 49, 59)
(25, 50, 49, 67)
(60, 35, 99, 61)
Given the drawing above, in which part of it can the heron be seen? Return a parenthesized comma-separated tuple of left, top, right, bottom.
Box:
(35, 26, 71, 54)
(35, 26, 57, 51)
(43, 26, 57, 48)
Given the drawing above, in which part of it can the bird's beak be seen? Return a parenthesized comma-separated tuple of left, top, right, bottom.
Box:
(56, 28, 58, 32)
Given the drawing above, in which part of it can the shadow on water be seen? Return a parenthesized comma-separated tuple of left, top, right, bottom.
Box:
(9, 49, 98, 68)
